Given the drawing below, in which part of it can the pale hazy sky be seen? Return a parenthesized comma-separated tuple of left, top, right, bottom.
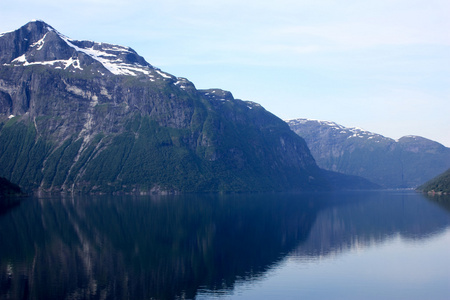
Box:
(1, 0, 449, 146)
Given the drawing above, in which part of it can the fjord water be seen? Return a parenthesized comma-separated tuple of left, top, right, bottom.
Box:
(0, 191, 449, 299)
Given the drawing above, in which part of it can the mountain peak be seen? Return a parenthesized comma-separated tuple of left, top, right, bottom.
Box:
(0, 20, 54, 62)
(14, 19, 57, 41)
(0, 20, 175, 79)
(25, 19, 54, 29)
(286, 118, 386, 142)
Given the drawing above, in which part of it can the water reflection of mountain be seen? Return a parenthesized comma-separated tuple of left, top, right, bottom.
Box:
(0, 193, 324, 299)
(0, 192, 448, 299)
(425, 194, 450, 212)
(294, 191, 450, 258)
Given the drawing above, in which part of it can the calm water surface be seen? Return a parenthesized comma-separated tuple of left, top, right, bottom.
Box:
(0, 191, 449, 299)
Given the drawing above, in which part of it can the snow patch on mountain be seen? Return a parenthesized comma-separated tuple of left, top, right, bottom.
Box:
(31, 34, 46, 50)
(286, 118, 385, 140)
(11, 54, 84, 70)
(155, 70, 173, 79)
(174, 80, 187, 89)
(1, 20, 163, 78)
(59, 34, 153, 76)
(0, 28, 15, 38)
(1, 20, 194, 95)
(246, 101, 261, 109)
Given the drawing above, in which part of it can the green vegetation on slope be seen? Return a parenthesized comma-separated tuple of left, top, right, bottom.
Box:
(0, 121, 50, 191)
(0, 109, 324, 193)
(418, 168, 450, 194)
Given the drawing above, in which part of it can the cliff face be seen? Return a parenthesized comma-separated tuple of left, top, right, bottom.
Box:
(287, 118, 450, 188)
(0, 21, 332, 193)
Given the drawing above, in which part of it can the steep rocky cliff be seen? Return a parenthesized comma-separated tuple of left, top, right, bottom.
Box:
(1, 21, 368, 193)
(287, 118, 450, 188)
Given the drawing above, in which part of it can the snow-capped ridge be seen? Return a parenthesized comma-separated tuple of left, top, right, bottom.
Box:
(1, 20, 177, 79)
(174, 77, 196, 90)
(60, 35, 153, 76)
(0, 28, 15, 38)
(1, 20, 228, 95)
(402, 135, 422, 139)
(286, 118, 387, 141)
(49, 25, 157, 77)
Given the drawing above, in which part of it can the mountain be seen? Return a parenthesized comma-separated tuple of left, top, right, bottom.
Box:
(0, 21, 376, 193)
(0, 177, 22, 196)
(418, 168, 450, 195)
(0, 177, 23, 213)
(287, 118, 450, 188)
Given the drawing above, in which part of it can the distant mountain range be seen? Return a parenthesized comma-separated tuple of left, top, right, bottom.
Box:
(287, 118, 450, 188)
(0, 20, 378, 193)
